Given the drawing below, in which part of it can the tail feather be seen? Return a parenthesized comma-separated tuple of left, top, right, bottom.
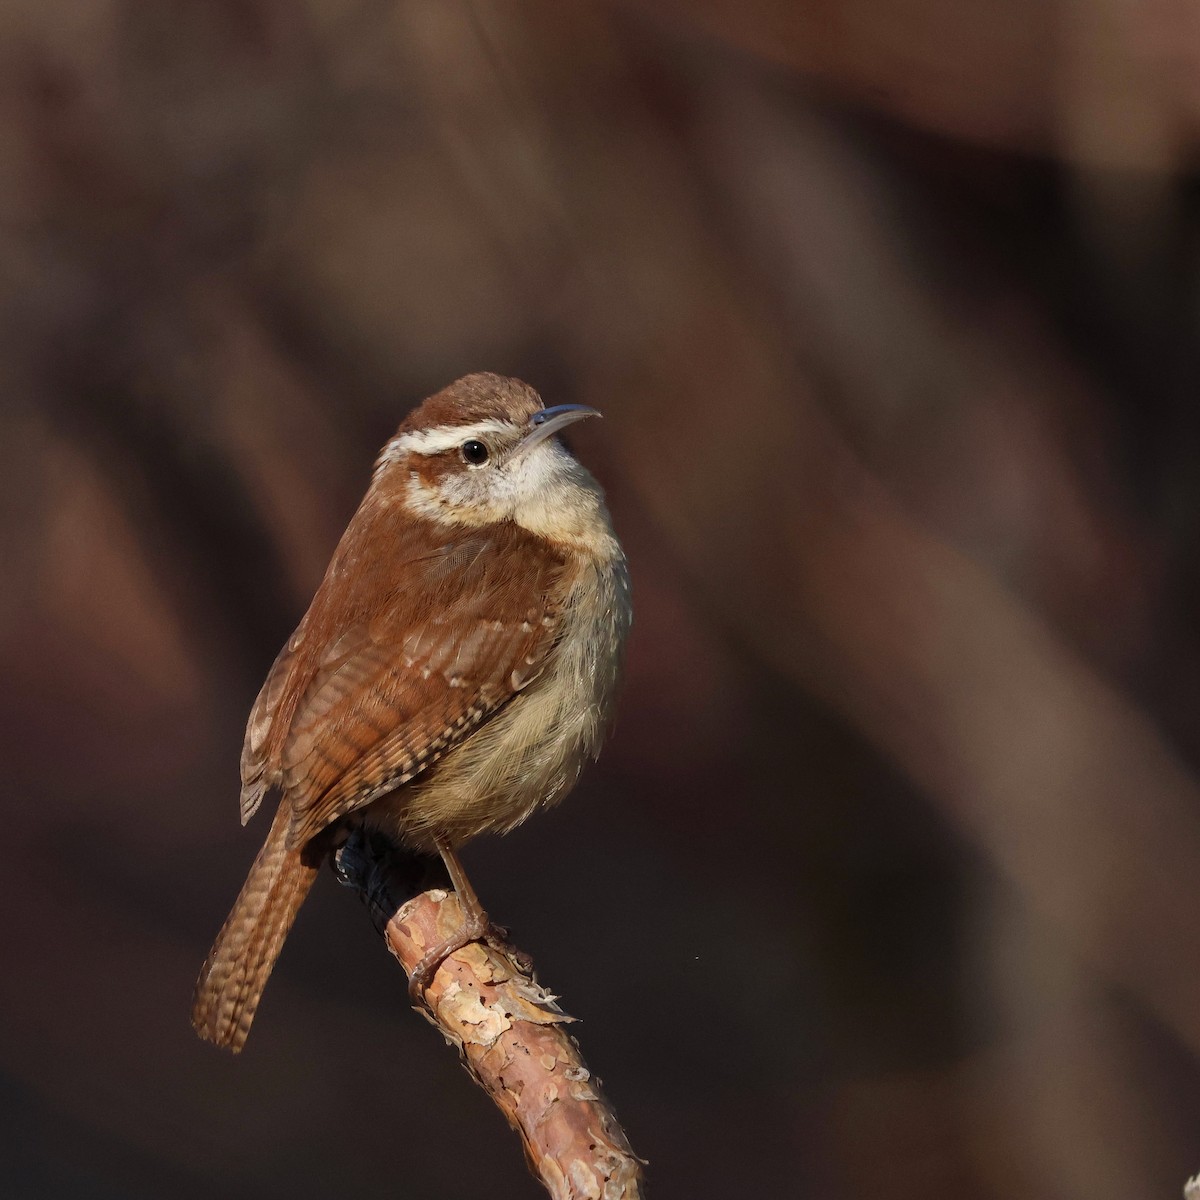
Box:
(192, 804, 319, 1053)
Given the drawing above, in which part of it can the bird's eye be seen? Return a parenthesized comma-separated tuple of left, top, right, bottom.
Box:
(460, 439, 489, 466)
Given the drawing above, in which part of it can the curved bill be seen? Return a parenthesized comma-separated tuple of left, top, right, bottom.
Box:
(514, 404, 601, 456)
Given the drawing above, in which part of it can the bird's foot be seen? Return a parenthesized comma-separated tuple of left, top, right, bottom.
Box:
(484, 924, 534, 976)
(407, 904, 493, 1005)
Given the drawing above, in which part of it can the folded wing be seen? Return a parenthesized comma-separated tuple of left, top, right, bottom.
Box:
(238, 513, 570, 847)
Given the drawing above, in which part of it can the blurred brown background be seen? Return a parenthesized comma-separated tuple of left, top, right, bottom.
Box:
(4, 1, 1200, 1197)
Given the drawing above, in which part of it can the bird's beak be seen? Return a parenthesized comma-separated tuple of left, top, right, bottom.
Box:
(513, 404, 601, 457)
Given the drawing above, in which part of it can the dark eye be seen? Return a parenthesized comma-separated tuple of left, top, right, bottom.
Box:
(460, 439, 489, 466)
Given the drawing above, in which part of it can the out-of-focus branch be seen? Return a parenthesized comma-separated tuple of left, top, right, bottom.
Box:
(333, 832, 644, 1200)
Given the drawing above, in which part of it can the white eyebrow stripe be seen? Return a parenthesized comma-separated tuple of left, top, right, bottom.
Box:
(376, 420, 518, 467)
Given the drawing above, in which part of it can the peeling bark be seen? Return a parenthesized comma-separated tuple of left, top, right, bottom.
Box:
(334, 833, 645, 1200)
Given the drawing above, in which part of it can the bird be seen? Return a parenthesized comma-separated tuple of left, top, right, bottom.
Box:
(192, 372, 631, 1053)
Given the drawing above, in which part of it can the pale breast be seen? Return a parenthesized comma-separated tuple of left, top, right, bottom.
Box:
(370, 551, 631, 849)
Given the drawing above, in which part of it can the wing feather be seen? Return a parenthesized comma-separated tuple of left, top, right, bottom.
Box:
(239, 508, 569, 847)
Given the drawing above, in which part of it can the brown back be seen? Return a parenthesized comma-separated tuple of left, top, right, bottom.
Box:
(240, 496, 572, 847)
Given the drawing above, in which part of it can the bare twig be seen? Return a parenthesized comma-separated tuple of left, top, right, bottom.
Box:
(333, 832, 645, 1200)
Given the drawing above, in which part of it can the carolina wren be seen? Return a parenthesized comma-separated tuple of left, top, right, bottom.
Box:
(192, 373, 630, 1052)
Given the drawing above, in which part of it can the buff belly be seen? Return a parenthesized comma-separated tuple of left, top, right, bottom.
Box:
(365, 554, 629, 850)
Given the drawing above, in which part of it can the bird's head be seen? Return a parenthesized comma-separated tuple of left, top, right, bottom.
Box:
(372, 373, 614, 555)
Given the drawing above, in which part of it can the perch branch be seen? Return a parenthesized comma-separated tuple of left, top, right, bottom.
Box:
(333, 832, 645, 1200)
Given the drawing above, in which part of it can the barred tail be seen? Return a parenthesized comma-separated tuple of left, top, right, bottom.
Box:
(191, 805, 318, 1053)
